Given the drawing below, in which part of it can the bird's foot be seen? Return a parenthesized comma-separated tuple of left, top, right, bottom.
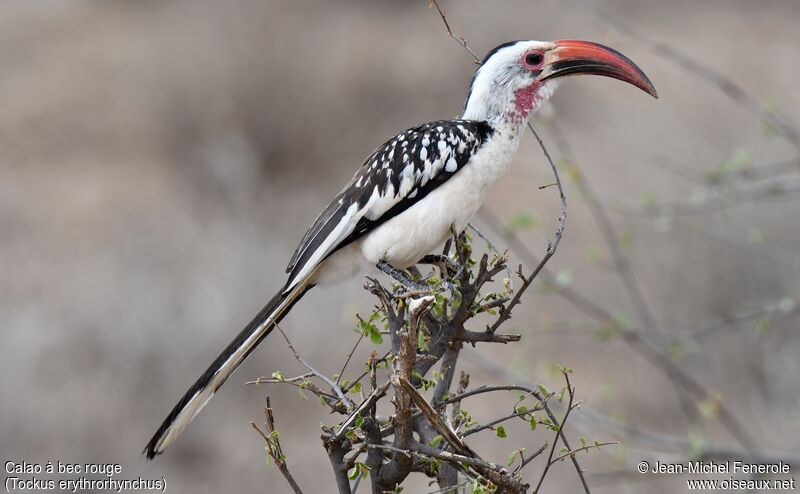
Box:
(417, 254, 464, 280)
(376, 260, 428, 294)
(376, 260, 458, 297)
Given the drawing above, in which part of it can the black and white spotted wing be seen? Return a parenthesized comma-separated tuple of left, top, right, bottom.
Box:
(283, 119, 494, 291)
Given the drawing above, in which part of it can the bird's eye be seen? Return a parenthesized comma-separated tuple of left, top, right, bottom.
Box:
(524, 52, 543, 66)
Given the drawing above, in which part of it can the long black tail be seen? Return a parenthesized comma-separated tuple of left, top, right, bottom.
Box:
(143, 281, 313, 459)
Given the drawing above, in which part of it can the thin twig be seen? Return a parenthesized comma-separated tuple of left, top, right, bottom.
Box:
(518, 442, 549, 471)
(336, 331, 366, 385)
(549, 441, 618, 465)
(333, 381, 391, 442)
(428, 0, 481, 63)
(398, 377, 471, 456)
(251, 397, 303, 494)
(534, 373, 576, 493)
(461, 403, 547, 438)
(468, 222, 514, 290)
(475, 206, 759, 451)
(487, 122, 567, 334)
(275, 324, 354, 409)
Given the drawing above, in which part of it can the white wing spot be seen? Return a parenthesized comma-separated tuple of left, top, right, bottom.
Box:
(445, 157, 458, 172)
(420, 147, 427, 160)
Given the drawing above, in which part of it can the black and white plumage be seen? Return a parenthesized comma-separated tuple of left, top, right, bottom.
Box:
(285, 119, 493, 291)
(144, 39, 656, 459)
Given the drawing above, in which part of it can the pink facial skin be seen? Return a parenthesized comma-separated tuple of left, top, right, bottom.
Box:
(513, 82, 541, 118)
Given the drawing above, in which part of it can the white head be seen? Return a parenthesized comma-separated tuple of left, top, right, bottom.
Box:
(462, 39, 657, 126)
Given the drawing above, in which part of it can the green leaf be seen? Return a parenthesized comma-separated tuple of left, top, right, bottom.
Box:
(495, 426, 507, 438)
(359, 316, 383, 345)
(507, 450, 518, 466)
(428, 435, 444, 448)
(350, 381, 362, 394)
(417, 329, 429, 351)
(354, 415, 365, 429)
(556, 364, 573, 374)
(529, 416, 537, 430)
(348, 466, 359, 480)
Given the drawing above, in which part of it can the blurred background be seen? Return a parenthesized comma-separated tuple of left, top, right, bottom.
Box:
(1, 1, 798, 492)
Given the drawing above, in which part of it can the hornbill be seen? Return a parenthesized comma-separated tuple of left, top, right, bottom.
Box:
(144, 39, 656, 458)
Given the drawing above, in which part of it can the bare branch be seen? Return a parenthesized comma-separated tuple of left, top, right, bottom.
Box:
(275, 324, 355, 409)
(428, 0, 481, 63)
(251, 397, 303, 494)
(336, 331, 366, 386)
(549, 441, 618, 465)
(534, 372, 576, 493)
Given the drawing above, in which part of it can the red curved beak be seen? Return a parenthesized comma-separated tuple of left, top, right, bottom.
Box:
(542, 39, 658, 98)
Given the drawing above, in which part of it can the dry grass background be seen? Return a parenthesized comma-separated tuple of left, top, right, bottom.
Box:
(1, 1, 798, 492)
